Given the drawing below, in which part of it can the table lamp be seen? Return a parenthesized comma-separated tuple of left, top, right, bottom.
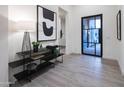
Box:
(16, 21, 35, 53)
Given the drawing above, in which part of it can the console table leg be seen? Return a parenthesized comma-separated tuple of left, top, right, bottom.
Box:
(62, 55, 63, 63)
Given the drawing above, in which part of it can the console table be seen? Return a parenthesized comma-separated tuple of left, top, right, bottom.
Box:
(14, 46, 64, 81)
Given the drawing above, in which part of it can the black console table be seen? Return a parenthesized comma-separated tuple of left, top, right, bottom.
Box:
(14, 46, 64, 81)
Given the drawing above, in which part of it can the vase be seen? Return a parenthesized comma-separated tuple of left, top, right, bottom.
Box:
(33, 45, 38, 52)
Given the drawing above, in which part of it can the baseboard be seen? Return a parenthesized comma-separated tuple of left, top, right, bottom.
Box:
(115, 59, 124, 76)
(70, 53, 81, 55)
(0, 83, 9, 87)
(102, 57, 118, 62)
(120, 69, 124, 76)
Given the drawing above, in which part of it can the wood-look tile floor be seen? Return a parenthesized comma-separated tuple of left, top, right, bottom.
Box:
(11, 54, 124, 87)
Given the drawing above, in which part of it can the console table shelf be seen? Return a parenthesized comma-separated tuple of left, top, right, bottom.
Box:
(14, 62, 54, 81)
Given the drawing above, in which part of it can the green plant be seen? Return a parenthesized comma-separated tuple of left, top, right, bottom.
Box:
(32, 41, 40, 47)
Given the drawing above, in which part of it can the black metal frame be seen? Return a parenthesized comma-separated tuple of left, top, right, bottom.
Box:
(81, 14, 103, 57)
(14, 47, 64, 82)
(117, 10, 121, 40)
(37, 5, 57, 42)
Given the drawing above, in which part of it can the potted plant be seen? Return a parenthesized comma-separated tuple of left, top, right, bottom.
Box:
(32, 41, 40, 52)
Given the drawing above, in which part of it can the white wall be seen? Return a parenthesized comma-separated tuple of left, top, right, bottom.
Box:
(114, 5, 124, 75)
(0, 6, 8, 87)
(8, 5, 72, 62)
(59, 14, 66, 46)
(70, 5, 120, 60)
(117, 6, 124, 75)
(8, 5, 37, 62)
(61, 17, 66, 46)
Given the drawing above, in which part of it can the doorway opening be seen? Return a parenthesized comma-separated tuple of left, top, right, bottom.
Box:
(58, 8, 67, 54)
(81, 14, 103, 57)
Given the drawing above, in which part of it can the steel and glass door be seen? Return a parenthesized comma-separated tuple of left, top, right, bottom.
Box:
(81, 14, 102, 57)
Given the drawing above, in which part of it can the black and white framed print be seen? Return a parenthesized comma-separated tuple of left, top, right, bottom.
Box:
(37, 5, 57, 41)
(117, 10, 121, 40)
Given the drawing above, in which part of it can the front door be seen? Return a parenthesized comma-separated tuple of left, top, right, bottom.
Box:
(81, 14, 103, 57)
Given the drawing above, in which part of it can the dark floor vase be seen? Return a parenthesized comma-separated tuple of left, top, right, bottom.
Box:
(33, 46, 38, 52)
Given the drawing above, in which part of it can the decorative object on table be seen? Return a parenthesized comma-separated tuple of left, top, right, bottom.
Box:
(27, 63, 37, 71)
(16, 21, 35, 53)
(32, 41, 41, 52)
(117, 10, 121, 40)
(37, 5, 57, 41)
(40, 44, 42, 49)
(54, 48, 60, 56)
(46, 45, 59, 56)
(60, 29, 63, 39)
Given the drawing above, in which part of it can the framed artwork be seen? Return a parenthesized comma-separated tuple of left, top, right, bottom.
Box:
(117, 10, 121, 40)
(37, 5, 57, 41)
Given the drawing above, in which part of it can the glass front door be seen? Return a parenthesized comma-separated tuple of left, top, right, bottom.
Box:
(82, 14, 102, 57)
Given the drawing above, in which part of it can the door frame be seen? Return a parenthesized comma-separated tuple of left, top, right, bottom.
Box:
(81, 14, 103, 57)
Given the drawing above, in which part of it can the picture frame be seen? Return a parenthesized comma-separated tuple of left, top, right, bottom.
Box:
(117, 10, 121, 40)
(37, 5, 57, 41)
